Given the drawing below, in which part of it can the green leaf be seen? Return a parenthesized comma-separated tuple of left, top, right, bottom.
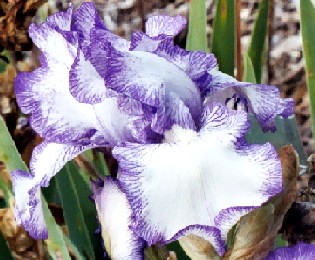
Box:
(42, 197, 72, 260)
(246, 116, 306, 165)
(55, 161, 99, 259)
(0, 116, 28, 172)
(300, 0, 315, 137)
(212, 0, 235, 75)
(247, 0, 268, 83)
(186, 0, 208, 52)
(167, 241, 190, 260)
(0, 232, 13, 260)
(243, 52, 256, 83)
(94, 151, 110, 176)
(0, 116, 72, 259)
(0, 51, 9, 73)
(274, 234, 287, 249)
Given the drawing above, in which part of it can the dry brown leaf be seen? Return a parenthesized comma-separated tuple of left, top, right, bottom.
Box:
(0, 0, 47, 50)
(223, 145, 299, 260)
(179, 234, 219, 260)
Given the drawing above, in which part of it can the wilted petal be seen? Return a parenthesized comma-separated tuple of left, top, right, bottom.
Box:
(113, 104, 282, 255)
(267, 243, 315, 259)
(11, 142, 95, 239)
(92, 177, 145, 259)
(145, 15, 187, 37)
(205, 69, 294, 132)
(172, 225, 224, 256)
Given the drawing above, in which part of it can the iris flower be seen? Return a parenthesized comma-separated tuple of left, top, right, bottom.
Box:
(11, 2, 293, 256)
(267, 243, 315, 259)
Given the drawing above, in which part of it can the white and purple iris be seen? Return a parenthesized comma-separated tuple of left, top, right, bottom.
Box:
(266, 243, 315, 259)
(11, 2, 294, 259)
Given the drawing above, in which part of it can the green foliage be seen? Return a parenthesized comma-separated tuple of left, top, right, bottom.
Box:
(186, 0, 208, 52)
(246, 116, 306, 165)
(300, 0, 315, 138)
(0, 232, 13, 260)
(212, 0, 235, 76)
(246, 0, 268, 83)
(243, 53, 257, 83)
(55, 161, 103, 259)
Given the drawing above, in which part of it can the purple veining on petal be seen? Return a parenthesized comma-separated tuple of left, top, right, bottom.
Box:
(114, 103, 282, 253)
(145, 15, 187, 37)
(100, 42, 202, 124)
(90, 27, 130, 51)
(45, 4, 73, 31)
(267, 243, 315, 259)
(201, 102, 250, 141)
(69, 48, 117, 104)
(11, 170, 48, 240)
(153, 40, 217, 95)
(129, 31, 168, 52)
(11, 142, 98, 239)
(205, 72, 294, 132)
(214, 206, 256, 242)
(146, 91, 196, 135)
(71, 2, 106, 42)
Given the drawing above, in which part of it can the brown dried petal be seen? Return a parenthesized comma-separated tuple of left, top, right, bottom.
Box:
(179, 234, 219, 259)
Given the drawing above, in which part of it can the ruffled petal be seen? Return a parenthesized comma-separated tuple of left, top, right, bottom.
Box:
(205, 69, 294, 132)
(145, 15, 187, 37)
(29, 20, 77, 67)
(45, 4, 73, 31)
(129, 31, 167, 52)
(11, 142, 95, 239)
(113, 104, 282, 255)
(11, 170, 47, 239)
(267, 243, 315, 259)
(71, 2, 106, 42)
(90, 28, 130, 51)
(15, 59, 140, 145)
(69, 49, 116, 104)
(92, 177, 145, 259)
(153, 41, 217, 94)
(17, 26, 147, 145)
(96, 43, 201, 126)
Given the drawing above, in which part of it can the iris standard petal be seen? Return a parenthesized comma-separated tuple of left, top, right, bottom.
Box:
(97, 42, 202, 125)
(113, 103, 282, 255)
(71, 2, 106, 42)
(69, 49, 117, 104)
(11, 142, 96, 239)
(205, 69, 294, 132)
(17, 20, 149, 145)
(92, 177, 145, 260)
(145, 15, 187, 37)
